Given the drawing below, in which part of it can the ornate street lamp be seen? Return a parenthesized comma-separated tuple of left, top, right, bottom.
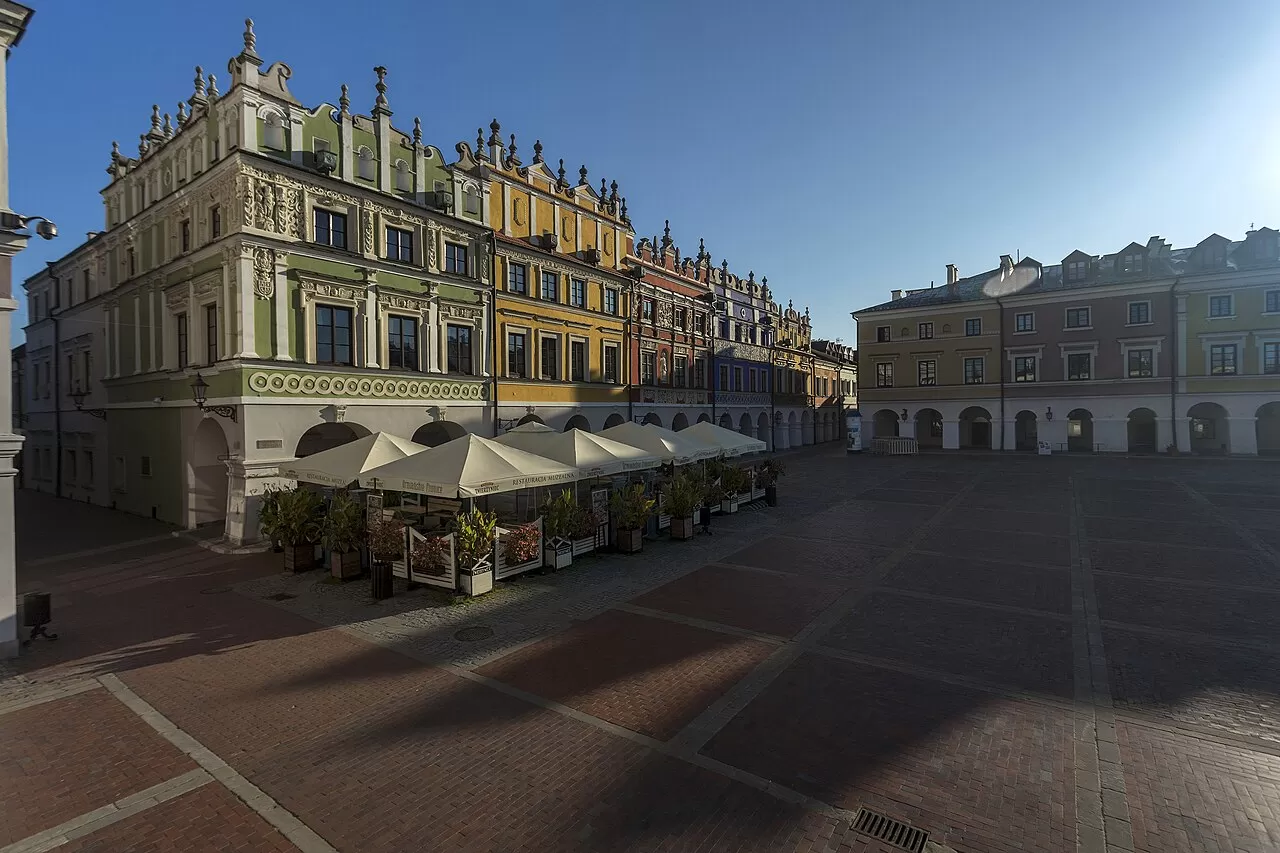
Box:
(190, 373, 236, 422)
(69, 385, 105, 420)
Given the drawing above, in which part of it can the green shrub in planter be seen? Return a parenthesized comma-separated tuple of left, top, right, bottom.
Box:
(541, 489, 578, 540)
(662, 472, 705, 541)
(320, 492, 365, 579)
(757, 459, 785, 506)
(261, 487, 322, 572)
(456, 509, 498, 571)
(611, 484, 655, 553)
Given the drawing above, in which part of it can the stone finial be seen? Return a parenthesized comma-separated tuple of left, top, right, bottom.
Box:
(176, 101, 188, 126)
(488, 118, 502, 146)
(138, 134, 149, 157)
(652, 235, 660, 254)
(476, 128, 485, 155)
(413, 116, 422, 145)
(508, 133, 518, 160)
(372, 66, 390, 114)
(532, 139, 543, 163)
(162, 113, 173, 138)
(150, 104, 162, 132)
(609, 180, 619, 202)
(761, 275, 768, 288)
(578, 164, 588, 186)
(620, 197, 628, 221)
(207, 73, 219, 98)
(661, 219, 672, 249)
(111, 140, 120, 161)
(557, 159, 567, 186)
(599, 178, 607, 199)
(748, 270, 755, 284)
(191, 66, 207, 106)
(239, 18, 261, 63)
(722, 259, 729, 276)
(339, 84, 350, 114)
(698, 237, 706, 261)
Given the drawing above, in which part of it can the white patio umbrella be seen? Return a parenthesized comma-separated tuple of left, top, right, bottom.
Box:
(494, 423, 661, 477)
(358, 433, 578, 497)
(679, 421, 768, 457)
(598, 421, 720, 465)
(277, 432, 428, 487)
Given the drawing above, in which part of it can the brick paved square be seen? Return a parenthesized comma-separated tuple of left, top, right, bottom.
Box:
(1103, 625, 1280, 744)
(880, 553, 1071, 614)
(1076, 483, 1199, 507)
(1095, 574, 1280, 642)
(58, 783, 297, 853)
(476, 608, 774, 739)
(1119, 720, 1280, 853)
(1088, 540, 1280, 587)
(0, 688, 196, 846)
(702, 654, 1075, 853)
(937, 506, 1072, 536)
(724, 535, 894, 580)
(1084, 516, 1251, 549)
(856, 487, 952, 506)
(820, 591, 1074, 697)
(966, 490, 1072, 513)
(631, 563, 847, 637)
(917, 526, 1072, 567)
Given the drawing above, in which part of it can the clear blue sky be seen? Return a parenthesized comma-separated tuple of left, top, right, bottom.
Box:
(10, 0, 1280, 344)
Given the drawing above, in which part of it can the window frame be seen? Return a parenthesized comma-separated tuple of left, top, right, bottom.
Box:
(875, 362, 894, 388)
(539, 333, 561, 381)
(1127, 300, 1151, 326)
(642, 350, 657, 385)
(1014, 312, 1034, 333)
(962, 356, 985, 385)
(1209, 343, 1237, 375)
(444, 242, 469, 276)
(917, 359, 936, 386)
(918, 322, 933, 340)
(733, 366, 743, 392)
(673, 353, 687, 387)
(964, 318, 982, 337)
(569, 338, 587, 382)
(507, 262, 527, 295)
(1127, 348, 1154, 378)
(204, 303, 218, 364)
(1065, 307, 1091, 329)
(506, 330, 528, 378)
(1066, 352, 1092, 381)
(1208, 294, 1234, 318)
(180, 219, 191, 254)
(1265, 290, 1280, 315)
(446, 323, 473, 375)
(1013, 355, 1037, 382)
(386, 314, 419, 372)
(1262, 341, 1279, 375)
(1065, 260, 1087, 282)
(569, 277, 587, 308)
(176, 312, 189, 369)
(315, 304, 356, 366)
(602, 342, 621, 384)
(540, 271, 558, 302)
(604, 288, 618, 315)
(313, 207, 348, 250)
(876, 325, 891, 342)
(210, 205, 221, 239)
(385, 226, 414, 264)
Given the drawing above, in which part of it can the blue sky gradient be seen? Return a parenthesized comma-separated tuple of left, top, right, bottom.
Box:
(9, 0, 1280, 343)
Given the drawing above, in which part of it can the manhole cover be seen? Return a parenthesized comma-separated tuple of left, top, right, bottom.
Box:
(264, 592, 296, 602)
(852, 808, 929, 853)
(199, 586, 232, 595)
(453, 625, 494, 642)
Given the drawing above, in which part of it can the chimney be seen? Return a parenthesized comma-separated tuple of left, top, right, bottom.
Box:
(945, 264, 959, 285)
(891, 289, 903, 300)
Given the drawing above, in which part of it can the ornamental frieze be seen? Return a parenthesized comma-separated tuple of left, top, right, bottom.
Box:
(298, 278, 364, 304)
(247, 369, 488, 402)
(712, 391, 770, 407)
(441, 302, 484, 321)
(253, 248, 275, 299)
(715, 342, 769, 362)
(378, 291, 430, 312)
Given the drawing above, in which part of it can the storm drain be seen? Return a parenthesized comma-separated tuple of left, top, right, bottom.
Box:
(852, 808, 929, 853)
(453, 625, 494, 642)
(264, 592, 296, 602)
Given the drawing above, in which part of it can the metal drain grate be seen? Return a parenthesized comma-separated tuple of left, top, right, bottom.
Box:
(264, 592, 296, 602)
(852, 808, 929, 853)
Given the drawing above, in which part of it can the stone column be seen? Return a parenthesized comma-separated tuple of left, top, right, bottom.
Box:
(234, 247, 258, 358)
(427, 298, 442, 374)
(898, 418, 917, 440)
(773, 422, 789, 451)
(1227, 417, 1258, 456)
(272, 252, 291, 360)
(942, 419, 960, 450)
(1092, 418, 1128, 453)
(1174, 417, 1192, 454)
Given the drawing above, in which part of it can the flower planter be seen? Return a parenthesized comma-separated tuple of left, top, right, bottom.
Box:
(460, 557, 494, 597)
(329, 549, 362, 580)
(571, 535, 596, 556)
(283, 544, 316, 573)
(670, 516, 695, 540)
(765, 485, 778, 507)
(736, 491, 751, 507)
(617, 527, 644, 553)
(545, 540, 573, 570)
(720, 497, 740, 515)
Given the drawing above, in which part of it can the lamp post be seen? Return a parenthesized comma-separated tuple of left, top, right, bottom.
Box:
(190, 373, 237, 422)
(69, 385, 106, 420)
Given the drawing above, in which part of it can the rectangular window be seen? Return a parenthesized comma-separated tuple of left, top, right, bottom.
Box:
(918, 322, 933, 340)
(963, 357, 984, 384)
(445, 243, 468, 275)
(387, 315, 418, 371)
(140, 455, 152, 478)
(570, 278, 586, 308)
(1067, 352, 1092, 380)
(642, 352, 656, 385)
(1014, 355, 1036, 382)
(1210, 344, 1237, 375)
(733, 367, 743, 391)
(719, 364, 729, 390)
(719, 319, 729, 338)
(1128, 301, 1151, 325)
(674, 355, 687, 387)
(1266, 290, 1280, 314)
(508, 262, 527, 294)
(176, 312, 189, 369)
(917, 360, 936, 386)
(446, 324, 472, 375)
(205, 304, 218, 364)
(965, 318, 982, 336)
(876, 326, 891, 342)
(1127, 348, 1154, 378)
(82, 352, 92, 387)
(1065, 307, 1091, 328)
(315, 305, 353, 365)
(748, 369, 757, 392)
(65, 450, 76, 483)
(507, 332, 527, 377)
(876, 363, 893, 388)
(1263, 342, 1279, 374)
(693, 357, 706, 388)
(127, 248, 136, 277)
(1015, 312, 1034, 332)
(603, 345, 620, 383)
(570, 340, 586, 381)
(82, 269, 91, 302)
(604, 289, 618, 315)
(540, 271, 558, 302)
(1121, 252, 1143, 273)
(181, 219, 191, 253)
(643, 299, 654, 320)
(1209, 294, 1233, 317)
(210, 205, 221, 239)
(540, 336, 559, 380)
(386, 227, 414, 263)
(1066, 260, 1086, 282)
(313, 208, 347, 249)
(83, 450, 94, 486)
(674, 307, 687, 330)
(694, 313, 705, 334)
(1191, 418, 1215, 440)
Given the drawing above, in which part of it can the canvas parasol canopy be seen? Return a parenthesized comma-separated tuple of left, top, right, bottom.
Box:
(493, 422, 661, 477)
(277, 432, 428, 487)
(358, 433, 578, 497)
(598, 421, 720, 465)
(678, 421, 767, 457)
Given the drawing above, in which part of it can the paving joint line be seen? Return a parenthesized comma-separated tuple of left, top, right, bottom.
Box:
(867, 586, 1073, 621)
(1172, 479, 1280, 566)
(611, 603, 788, 645)
(0, 679, 100, 717)
(97, 673, 336, 853)
(907, 548, 1073, 572)
(0, 768, 211, 853)
(1111, 706, 1280, 759)
(21, 533, 182, 568)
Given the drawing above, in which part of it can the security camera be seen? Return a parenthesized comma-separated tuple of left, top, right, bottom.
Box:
(34, 220, 57, 240)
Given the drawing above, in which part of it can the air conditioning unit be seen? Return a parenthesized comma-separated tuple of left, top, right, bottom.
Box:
(582, 248, 602, 264)
(314, 150, 338, 175)
(429, 190, 454, 210)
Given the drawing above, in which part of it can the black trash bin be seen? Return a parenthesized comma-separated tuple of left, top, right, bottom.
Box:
(371, 561, 393, 600)
(22, 591, 57, 643)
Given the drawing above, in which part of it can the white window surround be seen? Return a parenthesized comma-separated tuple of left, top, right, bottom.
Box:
(1207, 293, 1235, 319)
(568, 334, 590, 382)
(961, 354, 986, 384)
(1063, 305, 1092, 331)
(1196, 332, 1246, 376)
(1012, 311, 1036, 334)
(537, 331, 561, 381)
(1125, 300, 1153, 326)
(503, 323, 531, 378)
(963, 317, 983, 335)
(1058, 341, 1099, 380)
(377, 210, 424, 266)
(601, 340, 621, 384)
(307, 197, 358, 248)
(300, 287, 366, 366)
(378, 307, 429, 373)
(1263, 289, 1280, 316)
(356, 147, 376, 181)
(1005, 344, 1044, 376)
(1256, 332, 1280, 374)
(1118, 337, 1163, 379)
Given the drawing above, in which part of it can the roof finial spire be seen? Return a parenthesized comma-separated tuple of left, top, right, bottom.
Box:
(150, 104, 161, 132)
(599, 177, 607, 199)
(578, 164, 588, 186)
(339, 84, 349, 114)
(162, 112, 173, 138)
(138, 134, 149, 157)
(207, 72, 219, 98)
(239, 18, 261, 64)
(413, 116, 422, 146)
(487, 118, 501, 146)
(698, 237, 706, 261)
(722, 258, 729, 276)
(662, 219, 672, 250)
(476, 128, 485, 157)
(372, 66, 390, 114)
(609, 180, 619, 202)
(557, 158, 567, 186)
(190, 66, 207, 106)
(176, 100, 188, 126)
(508, 132, 518, 162)
(532, 139, 543, 163)
(620, 196, 628, 222)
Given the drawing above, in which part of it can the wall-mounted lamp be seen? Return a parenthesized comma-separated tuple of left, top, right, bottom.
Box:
(69, 385, 106, 420)
(900, 408, 909, 421)
(191, 373, 236, 422)
(1045, 407, 1054, 421)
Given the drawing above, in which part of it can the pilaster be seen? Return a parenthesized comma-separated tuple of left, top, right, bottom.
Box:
(272, 251, 291, 360)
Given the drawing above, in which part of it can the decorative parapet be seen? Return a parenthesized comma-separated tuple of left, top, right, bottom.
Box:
(712, 391, 770, 407)
(715, 342, 770, 363)
(247, 367, 487, 401)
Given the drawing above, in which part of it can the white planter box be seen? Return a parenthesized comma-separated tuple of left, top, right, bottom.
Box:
(461, 567, 493, 596)
(545, 542, 573, 570)
(571, 536, 596, 556)
(720, 497, 740, 514)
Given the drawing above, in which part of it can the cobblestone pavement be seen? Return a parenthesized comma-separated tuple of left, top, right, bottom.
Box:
(4, 449, 1280, 852)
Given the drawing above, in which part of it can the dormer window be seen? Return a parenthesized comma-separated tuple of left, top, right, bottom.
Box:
(1255, 233, 1278, 260)
(394, 160, 411, 192)
(1202, 243, 1226, 268)
(356, 147, 375, 181)
(1065, 260, 1086, 282)
(263, 113, 286, 151)
(1120, 252, 1144, 274)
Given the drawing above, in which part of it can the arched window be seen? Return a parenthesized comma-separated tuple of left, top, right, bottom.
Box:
(357, 147, 375, 181)
(263, 112, 285, 151)
(463, 185, 481, 216)
(394, 159, 411, 191)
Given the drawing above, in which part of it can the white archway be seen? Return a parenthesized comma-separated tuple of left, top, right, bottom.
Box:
(756, 411, 771, 450)
(719, 413, 733, 430)
(1188, 402, 1229, 454)
(958, 406, 993, 449)
(294, 422, 371, 458)
(872, 409, 899, 439)
(190, 418, 229, 527)
(696, 413, 712, 424)
(1014, 410, 1038, 451)
(1127, 408, 1158, 453)
(915, 408, 943, 449)
(1258, 402, 1280, 456)
(604, 413, 626, 429)
(671, 412, 690, 431)
(1066, 408, 1094, 453)
(643, 412, 663, 427)
(738, 412, 754, 438)
(413, 420, 467, 447)
(564, 414, 591, 432)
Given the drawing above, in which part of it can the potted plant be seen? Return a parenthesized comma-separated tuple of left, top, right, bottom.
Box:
(411, 534, 450, 578)
(456, 509, 498, 596)
(258, 486, 284, 552)
(611, 483, 655, 553)
(367, 515, 405, 600)
(503, 522, 542, 567)
(570, 505, 600, 555)
(719, 466, 748, 514)
(261, 487, 322, 572)
(540, 489, 577, 569)
(757, 459, 786, 507)
(662, 471, 705, 541)
(320, 492, 364, 579)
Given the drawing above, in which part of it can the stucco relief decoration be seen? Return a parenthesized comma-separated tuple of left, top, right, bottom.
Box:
(379, 292, 429, 312)
(299, 279, 363, 304)
(361, 209, 374, 254)
(441, 303, 483, 321)
(426, 224, 440, 270)
(512, 198, 525, 226)
(194, 272, 220, 301)
(659, 353, 669, 382)
(247, 369, 488, 401)
(656, 301, 673, 327)
(562, 216, 574, 242)
(253, 248, 275, 299)
(477, 249, 490, 282)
